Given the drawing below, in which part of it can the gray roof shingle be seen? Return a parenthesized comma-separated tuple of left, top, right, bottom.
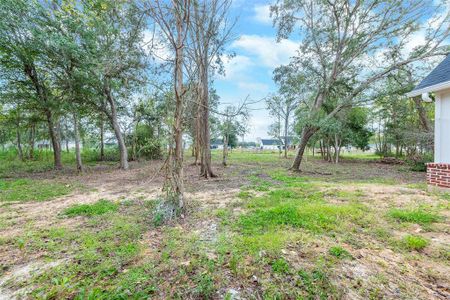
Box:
(413, 54, 450, 92)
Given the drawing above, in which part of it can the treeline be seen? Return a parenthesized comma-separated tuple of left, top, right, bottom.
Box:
(0, 0, 248, 218)
(269, 0, 449, 171)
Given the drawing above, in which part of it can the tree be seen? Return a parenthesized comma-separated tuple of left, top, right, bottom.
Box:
(218, 105, 249, 166)
(0, 1, 64, 169)
(147, 0, 191, 218)
(82, 1, 147, 170)
(272, 0, 450, 171)
(187, 0, 235, 178)
(266, 94, 299, 158)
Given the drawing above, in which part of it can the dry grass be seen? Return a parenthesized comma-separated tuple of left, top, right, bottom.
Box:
(0, 152, 448, 299)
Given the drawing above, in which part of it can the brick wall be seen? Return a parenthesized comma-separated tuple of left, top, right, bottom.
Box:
(427, 163, 450, 188)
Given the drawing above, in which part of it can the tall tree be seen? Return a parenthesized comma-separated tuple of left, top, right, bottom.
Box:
(266, 94, 299, 158)
(272, 0, 450, 171)
(187, 0, 236, 178)
(148, 0, 191, 217)
(0, 0, 63, 169)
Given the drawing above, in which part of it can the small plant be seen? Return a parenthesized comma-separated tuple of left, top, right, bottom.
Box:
(388, 209, 440, 225)
(297, 268, 337, 298)
(63, 199, 118, 217)
(402, 235, 428, 251)
(194, 273, 215, 298)
(237, 191, 252, 199)
(271, 257, 290, 274)
(328, 246, 351, 259)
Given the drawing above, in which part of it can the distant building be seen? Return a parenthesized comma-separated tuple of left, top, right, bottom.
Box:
(280, 136, 297, 149)
(257, 138, 281, 150)
(210, 139, 224, 150)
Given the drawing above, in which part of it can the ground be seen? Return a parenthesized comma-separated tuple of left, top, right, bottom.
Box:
(0, 151, 449, 299)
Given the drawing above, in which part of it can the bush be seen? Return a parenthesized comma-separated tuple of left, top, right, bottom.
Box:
(407, 153, 433, 172)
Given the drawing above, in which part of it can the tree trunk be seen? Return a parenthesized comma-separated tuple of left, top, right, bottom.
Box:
(222, 135, 228, 166)
(198, 56, 215, 178)
(65, 123, 70, 153)
(73, 113, 83, 173)
(104, 83, 128, 170)
(290, 127, 317, 171)
(100, 118, 105, 161)
(284, 114, 289, 158)
(45, 110, 63, 169)
(16, 123, 23, 161)
(29, 123, 35, 160)
(164, 12, 187, 212)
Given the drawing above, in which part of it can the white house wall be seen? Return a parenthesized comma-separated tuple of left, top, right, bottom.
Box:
(436, 89, 450, 163)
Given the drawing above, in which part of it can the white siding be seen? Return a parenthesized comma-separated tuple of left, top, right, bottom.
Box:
(435, 89, 450, 163)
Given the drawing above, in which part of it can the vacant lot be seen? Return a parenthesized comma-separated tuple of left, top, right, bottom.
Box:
(0, 151, 449, 299)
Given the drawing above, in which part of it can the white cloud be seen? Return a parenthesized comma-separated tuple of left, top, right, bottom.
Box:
(220, 55, 253, 80)
(142, 30, 173, 62)
(253, 4, 272, 25)
(232, 35, 299, 69)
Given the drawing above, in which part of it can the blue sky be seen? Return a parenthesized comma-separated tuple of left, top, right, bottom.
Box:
(214, 1, 299, 141)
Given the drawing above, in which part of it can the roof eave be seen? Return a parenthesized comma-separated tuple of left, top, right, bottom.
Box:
(406, 80, 450, 97)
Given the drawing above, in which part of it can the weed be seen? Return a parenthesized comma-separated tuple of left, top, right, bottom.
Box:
(328, 246, 351, 259)
(296, 267, 337, 299)
(237, 191, 252, 199)
(402, 235, 428, 251)
(271, 258, 290, 274)
(388, 208, 440, 225)
(194, 273, 215, 298)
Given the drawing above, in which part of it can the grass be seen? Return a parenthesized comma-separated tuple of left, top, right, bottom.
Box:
(239, 202, 364, 234)
(328, 246, 351, 259)
(1, 149, 448, 299)
(388, 208, 441, 225)
(63, 199, 118, 217)
(0, 179, 71, 202)
(0, 148, 119, 177)
(4, 200, 153, 299)
(401, 235, 429, 251)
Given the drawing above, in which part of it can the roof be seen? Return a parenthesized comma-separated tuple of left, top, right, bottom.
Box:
(261, 139, 281, 146)
(407, 54, 450, 97)
(281, 136, 295, 145)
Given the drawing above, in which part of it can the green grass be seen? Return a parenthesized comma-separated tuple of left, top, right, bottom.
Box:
(239, 202, 364, 235)
(0, 179, 71, 202)
(401, 235, 429, 251)
(4, 200, 154, 299)
(270, 257, 290, 274)
(63, 199, 118, 217)
(0, 148, 119, 177)
(388, 208, 440, 225)
(328, 246, 351, 259)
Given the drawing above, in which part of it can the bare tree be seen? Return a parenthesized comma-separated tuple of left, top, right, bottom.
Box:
(266, 94, 299, 158)
(148, 0, 191, 216)
(187, 0, 236, 178)
(272, 0, 450, 171)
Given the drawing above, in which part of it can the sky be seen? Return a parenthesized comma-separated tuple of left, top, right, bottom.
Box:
(214, 1, 298, 142)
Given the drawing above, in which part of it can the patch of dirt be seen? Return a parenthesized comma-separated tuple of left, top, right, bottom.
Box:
(0, 259, 67, 300)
